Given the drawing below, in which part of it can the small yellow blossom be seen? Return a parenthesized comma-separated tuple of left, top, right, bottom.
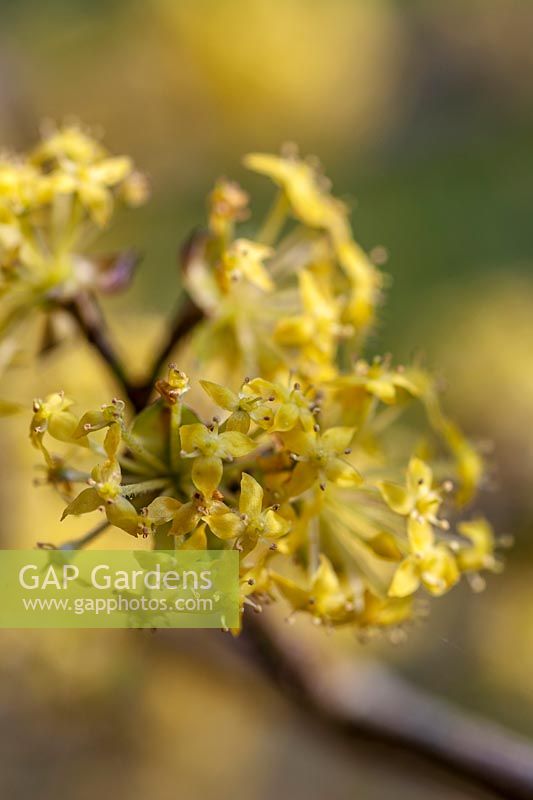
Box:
(282, 425, 362, 495)
(208, 179, 249, 240)
(30, 392, 82, 455)
(456, 517, 498, 573)
(220, 239, 274, 293)
(274, 269, 350, 376)
(180, 421, 256, 495)
(272, 555, 356, 625)
(243, 151, 346, 234)
(61, 424, 140, 536)
(247, 376, 317, 433)
(332, 359, 421, 405)
(377, 457, 447, 543)
(208, 473, 290, 544)
(388, 520, 459, 598)
(155, 364, 190, 405)
(200, 378, 271, 433)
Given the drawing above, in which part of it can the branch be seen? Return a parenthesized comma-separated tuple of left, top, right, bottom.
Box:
(241, 613, 533, 800)
(65, 292, 134, 404)
(129, 295, 203, 411)
(37, 521, 110, 551)
(66, 291, 204, 413)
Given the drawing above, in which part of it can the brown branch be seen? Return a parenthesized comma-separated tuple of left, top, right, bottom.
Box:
(65, 291, 135, 405)
(241, 613, 533, 800)
(129, 295, 204, 411)
(66, 291, 204, 413)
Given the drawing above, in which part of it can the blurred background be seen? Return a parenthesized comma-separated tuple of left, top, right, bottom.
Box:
(1, 0, 532, 797)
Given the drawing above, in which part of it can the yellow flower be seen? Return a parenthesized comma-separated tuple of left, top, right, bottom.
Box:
(244, 150, 381, 329)
(179, 421, 256, 495)
(423, 385, 484, 506)
(200, 378, 271, 433)
(335, 238, 382, 329)
(282, 425, 362, 495)
(154, 491, 237, 541)
(155, 364, 190, 405)
(208, 179, 249, 240)
(274, 269, 349, 375)
(29, 124, 143, 227)
(377, 457, 447, 542)
(74, 398, 125, 436)
(220, 239, 274, 293)
(30, 124, 106, 167)
(208, 473, 290, 543)
(243, 151, 346, 234)
(53, 157, 134, 227)
(357, 590, 413, 629)
(272, 555, 355, 625)
(62, 424, 140, 536)
(456, 517, 498, 573)
(30, 392, 83, 455)
(331, 359, 421, 405)
(388, 518, 459, 598)
(246, 377, 316, 432)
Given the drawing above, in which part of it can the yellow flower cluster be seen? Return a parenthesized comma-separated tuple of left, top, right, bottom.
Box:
(0, 123, 147, 344)
(27, 143, 503, 635)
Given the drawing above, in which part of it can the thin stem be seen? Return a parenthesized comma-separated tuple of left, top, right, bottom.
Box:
(120, 478, 172, 498)
(120, 429, 168, 474)
(308, 514, 320, 577)
(38, 520, 110, 551)
(257, 191, 288, 246)
(131, 296, 203, 411)
(66, 292, 133, 403)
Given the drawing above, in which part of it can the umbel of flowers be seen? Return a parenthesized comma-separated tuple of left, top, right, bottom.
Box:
(21, 126, 504, 634)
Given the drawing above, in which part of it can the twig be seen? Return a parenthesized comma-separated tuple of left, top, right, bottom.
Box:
(65, 291, 203, 413)
(38, 520, 110, 551)
(242, 612, 533, 800)
(65, 292, 134, 404)
(129, 296, 203, 411)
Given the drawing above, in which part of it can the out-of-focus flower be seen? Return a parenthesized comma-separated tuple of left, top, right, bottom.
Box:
(456, 517, 499, 574)
(0, 123, 147, 374)
(388, 517, 459, 598)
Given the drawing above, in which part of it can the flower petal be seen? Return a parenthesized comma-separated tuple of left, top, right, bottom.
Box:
(169, 502, 200, 536)
(407, 457, 433, 494)
(192, 456, 223, 496)
(239, 473, 263, 518)
(321, 426, 356, 454)
(388, 558, 420, 598)
(325, 457, 363, 487)
(61, 487, 101, 520)
(200, 380, 238, 411)
(179, 423, 210, 454)
(218, 431, 256, 458)
(377, 481, 412, 515)
(207, 511, 242, 540)
(407, 516, 434, 555)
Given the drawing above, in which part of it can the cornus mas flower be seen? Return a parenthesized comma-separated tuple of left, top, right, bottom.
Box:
(0, 123, 147, 365)
(21, 133, 505, 636)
